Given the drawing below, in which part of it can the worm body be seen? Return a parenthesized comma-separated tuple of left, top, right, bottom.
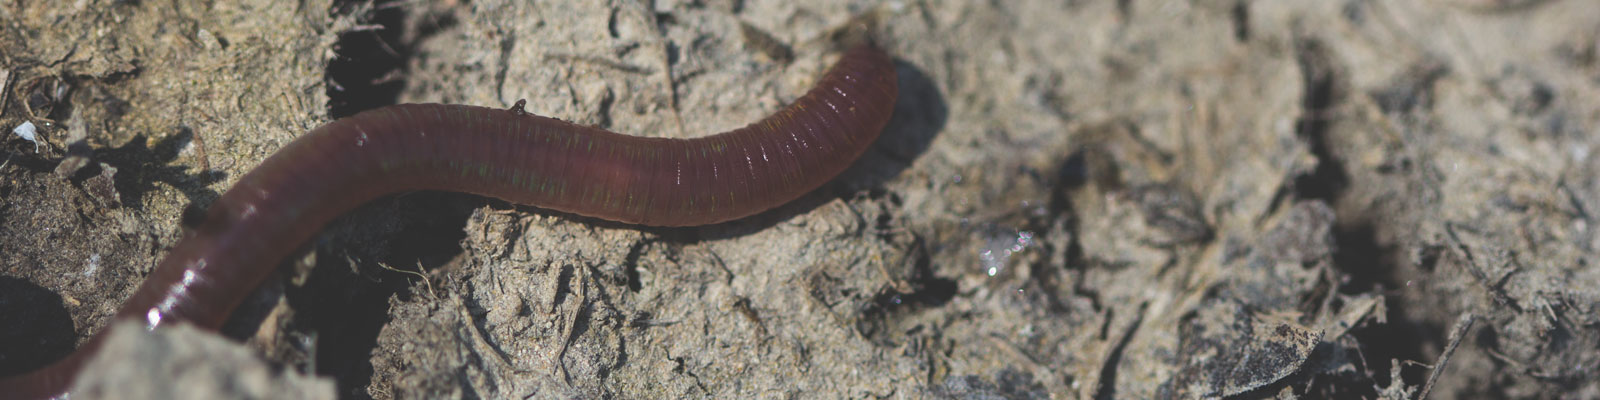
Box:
(1, 44, 897, 399)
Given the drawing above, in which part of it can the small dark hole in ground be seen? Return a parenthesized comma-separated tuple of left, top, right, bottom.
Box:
(286, 191, 478, 399)
(327, 0, 412, 118)
(1292, 37, 1431, 393)
(0, 277, 76, 377)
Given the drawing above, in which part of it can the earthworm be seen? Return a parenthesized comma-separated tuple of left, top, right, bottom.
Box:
(0, 43, 897, 399)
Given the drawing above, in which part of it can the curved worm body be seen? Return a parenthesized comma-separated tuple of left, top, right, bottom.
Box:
(1, 44, 897, 399)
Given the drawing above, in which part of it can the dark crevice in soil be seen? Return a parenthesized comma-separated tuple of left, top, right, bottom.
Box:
(1050, 147, 1109, 313)
(856, 237, 957, 344)
(622, 239, 650, 292)
(0, 277, 76, 377)
(1229, 0, 1251, 42)
(286, 190, 479, 400)
(326, 0, 412, 118)
(1291, 37, 1429, 393)
(1330, 221, 1430, 393)
(1093, 304, 1145, 400)
(1291, 38, 1347, 203)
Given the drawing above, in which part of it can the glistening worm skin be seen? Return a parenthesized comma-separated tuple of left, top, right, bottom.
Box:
(1, 43, 897, 399)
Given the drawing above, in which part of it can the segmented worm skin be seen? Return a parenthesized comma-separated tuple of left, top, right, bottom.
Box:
(1, 44, 897, 399)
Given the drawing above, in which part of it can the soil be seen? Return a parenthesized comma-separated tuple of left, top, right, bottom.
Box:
(2, 0, 1598, 399)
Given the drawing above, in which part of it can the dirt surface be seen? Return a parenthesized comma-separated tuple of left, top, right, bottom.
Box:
(2, 0, 1599, 399)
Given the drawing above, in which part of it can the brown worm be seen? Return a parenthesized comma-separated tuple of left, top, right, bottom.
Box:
(0, 43, 898, 399)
